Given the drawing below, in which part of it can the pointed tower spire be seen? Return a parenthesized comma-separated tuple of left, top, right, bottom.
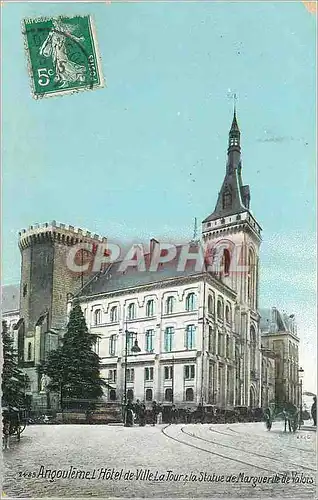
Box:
(202, 105, 251, 223)
(228, 95, 241, 154)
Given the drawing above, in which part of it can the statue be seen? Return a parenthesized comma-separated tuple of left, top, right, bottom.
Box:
(40, 374, 50, 393)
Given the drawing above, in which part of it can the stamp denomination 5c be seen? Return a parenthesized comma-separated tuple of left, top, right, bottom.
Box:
(22, 15, 104, 98)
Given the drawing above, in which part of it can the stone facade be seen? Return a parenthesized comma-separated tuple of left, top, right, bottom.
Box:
(15, 222, 107, 394)
(75, 272, 259, 407)
(260, 307, 300, 406)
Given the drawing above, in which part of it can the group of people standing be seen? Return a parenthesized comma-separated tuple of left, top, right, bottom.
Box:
(124, 400, 181, 427)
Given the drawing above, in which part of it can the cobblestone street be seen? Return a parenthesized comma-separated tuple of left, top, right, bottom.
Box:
(2, 422, 316, 498)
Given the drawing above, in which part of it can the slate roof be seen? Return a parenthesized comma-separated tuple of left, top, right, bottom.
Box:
(259, 308, 288, 334)
(1, 284, 20, 313)
(203, 111, 250, 223)
(78, 243, 228, 298)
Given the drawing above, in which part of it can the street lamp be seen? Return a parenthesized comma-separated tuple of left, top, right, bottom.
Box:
(123, 323, 141, 421)
(298, 367, 304, 429)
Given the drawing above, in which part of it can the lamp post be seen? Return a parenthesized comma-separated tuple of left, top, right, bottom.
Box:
(123, 322, 141, 422)
(298, 367, 304, 429)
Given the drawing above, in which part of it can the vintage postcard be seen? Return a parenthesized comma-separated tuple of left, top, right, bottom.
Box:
(1, 1, 317, 500)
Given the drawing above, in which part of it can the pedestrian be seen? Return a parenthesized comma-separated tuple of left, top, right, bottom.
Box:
(156, 404, 163, 425)
(139, 403, 146, 427)
(3, 419, 10, 450)
(151, 401, 157, 426)
(134, 400, 141, 425)
(125, 400, 134, 427)
(311, 396, 316, 426)
(171, 404, 178, 424)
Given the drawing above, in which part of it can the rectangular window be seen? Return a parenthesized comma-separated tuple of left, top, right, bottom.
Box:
(185, 325, 196, 350)
(127, 368, 135, 383)
(208, 326, 214, 353)
(109, 334, 117, 356)
(146, 300, 154, 317)
(164, 327, 174, 352)
(164, 366, 173, 380)
(184, 365, 195, 380)
(145, 367, 154, 381)
(166, 297, 175, 314)
(127, 332, 136, 354)
(145, 329, 154, 352)
(109, 369, 117, 383)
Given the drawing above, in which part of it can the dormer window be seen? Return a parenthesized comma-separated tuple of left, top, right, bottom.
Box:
(223, 191, 232, 209)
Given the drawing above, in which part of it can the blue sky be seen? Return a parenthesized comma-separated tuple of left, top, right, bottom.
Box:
(2, 1, 316, 391)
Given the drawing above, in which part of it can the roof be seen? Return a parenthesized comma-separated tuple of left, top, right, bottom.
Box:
(1, 284, 20, 313)
(203, 111, 250, 223)
(78, 243, 232, 298)
(260, 307, 296, 335)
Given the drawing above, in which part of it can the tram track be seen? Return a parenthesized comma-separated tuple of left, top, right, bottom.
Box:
(161, 424, 279, 474)
(180, 426, 316, 473)
(223, 426, 315, 454)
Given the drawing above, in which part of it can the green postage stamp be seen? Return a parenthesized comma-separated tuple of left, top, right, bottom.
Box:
(22, 15, 104, 98)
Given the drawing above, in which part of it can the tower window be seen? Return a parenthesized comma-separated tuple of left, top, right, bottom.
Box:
(223, 191, 232, 209)
(223, 249, 231, 275)
(27, 342, 32, 361)
(23, 284, 28, 297)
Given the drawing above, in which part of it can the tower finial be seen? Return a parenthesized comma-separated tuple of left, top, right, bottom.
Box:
(191, 217, 198, 242)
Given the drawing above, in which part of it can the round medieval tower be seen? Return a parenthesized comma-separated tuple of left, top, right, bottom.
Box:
(17, 221, 107, 398)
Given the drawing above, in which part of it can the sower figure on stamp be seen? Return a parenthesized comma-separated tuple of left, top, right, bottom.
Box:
(39, 19, 86, 88)
(311, 396, 316, 426)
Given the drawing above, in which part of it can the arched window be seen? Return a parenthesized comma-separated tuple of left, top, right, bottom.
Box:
(165, 388, 173, 402)
(110, 306, 118, 323)
(217, 299, 223, 319)
(225, 305, 231, 324)
(127, 389, 134, 402)
(109, 389, 116, 401)
(27, 342, 32, 361)
(146, 299, 154, 317)
(223, 249, 231, 275)
(145, 388, 153, 401)
(166, 296, 175, 314)
(185, 293, 196, 312)
(127, 303, 136, 320)
(208, 295, 214, 314)
(185, 388, 194, 401)
(94, 309, 102, 325)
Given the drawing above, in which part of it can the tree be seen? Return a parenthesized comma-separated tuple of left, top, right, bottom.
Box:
(43, 300, 106, 406)
(2, 320, 28, 407)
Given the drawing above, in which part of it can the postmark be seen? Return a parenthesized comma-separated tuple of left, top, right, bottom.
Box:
(22, 15, 104, 98)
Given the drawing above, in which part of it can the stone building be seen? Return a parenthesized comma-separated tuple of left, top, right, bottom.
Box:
(2, 285, 20, 336)
(69, 109, 262, 408)
(4, 109, 300, 411)
(260, 307, 299, 406)
(13, 223, 107, 401)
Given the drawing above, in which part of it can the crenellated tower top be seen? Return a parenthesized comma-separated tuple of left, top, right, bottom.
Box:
(18, 221, 107, 250)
